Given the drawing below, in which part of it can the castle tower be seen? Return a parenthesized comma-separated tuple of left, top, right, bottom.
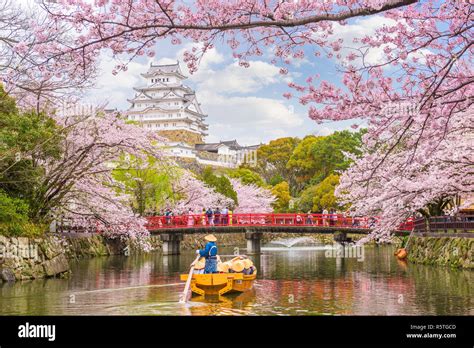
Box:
(126, 61, 208, 145)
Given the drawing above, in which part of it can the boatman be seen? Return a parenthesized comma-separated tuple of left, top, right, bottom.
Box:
(196, 234, 218, 273)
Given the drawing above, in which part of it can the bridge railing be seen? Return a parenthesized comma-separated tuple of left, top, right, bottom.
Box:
(413, 215, 474, 233)
(145, 213, 383, 230)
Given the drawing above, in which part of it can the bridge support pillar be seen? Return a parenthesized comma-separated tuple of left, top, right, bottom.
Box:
(160, 233, 184, 255)
(245, 231, 262, 254)
(333, 231, 352, 244)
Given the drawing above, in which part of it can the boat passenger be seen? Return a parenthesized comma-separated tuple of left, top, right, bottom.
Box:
(217, 262, 229, 273)
(196, 234, 218, 274)
(242, 259, 255, 275)
(193, 257, 206, 274)
(229, 260, 244, 273)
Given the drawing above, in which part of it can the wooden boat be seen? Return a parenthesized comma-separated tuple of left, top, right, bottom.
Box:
(180, 270, 257, 296)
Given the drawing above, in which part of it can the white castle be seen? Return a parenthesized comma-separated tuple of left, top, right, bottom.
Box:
(126, 62, 258, 167)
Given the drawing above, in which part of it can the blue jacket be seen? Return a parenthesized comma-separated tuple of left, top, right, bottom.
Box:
(199, 242, 218, 258)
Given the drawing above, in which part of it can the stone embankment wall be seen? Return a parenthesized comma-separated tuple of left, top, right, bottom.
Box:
(0, 235, 70, 282)
(0, 234, 128, 283)
(407, 236, 473, 269)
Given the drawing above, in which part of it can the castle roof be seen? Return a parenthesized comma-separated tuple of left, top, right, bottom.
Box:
(195, 140, 259, 152)
(141, 61, 186, 78)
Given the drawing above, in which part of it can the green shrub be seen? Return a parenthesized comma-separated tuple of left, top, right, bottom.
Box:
(0, 190, 46, 237)
(0, 190, 29, 223)
(0, 221, 46, 237)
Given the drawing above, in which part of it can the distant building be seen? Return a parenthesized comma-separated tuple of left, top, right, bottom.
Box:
(126, 61, 208, 144)
(195, 140, 259, 167)
(126, 62, 259, 167)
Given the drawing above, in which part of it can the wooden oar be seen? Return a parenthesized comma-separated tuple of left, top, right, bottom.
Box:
(179, 255, 200, 303)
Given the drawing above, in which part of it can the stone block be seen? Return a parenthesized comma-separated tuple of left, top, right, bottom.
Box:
(0, 235, 8, 245)
(17, 237, 29, 247)
(42, 254, 70, 277)
(0, 268, 16, 282)
(21, 263, 45, 279)
(39, 238, 63, 260)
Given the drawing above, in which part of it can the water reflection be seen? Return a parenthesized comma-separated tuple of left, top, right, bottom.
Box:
(0, 246, 472, 315)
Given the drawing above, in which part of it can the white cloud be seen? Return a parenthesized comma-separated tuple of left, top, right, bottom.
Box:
(202, 92, 305, 145)
(196, 60, 281, 95)
(326, 15, 397, 66)
(172, 45, 287, 95)
(174, 44, 226, 77)
(84, 55, 151, 109)
(155, 57, 178, 65)
(328, 15, 432, 68)
(204, 93, 303, 125)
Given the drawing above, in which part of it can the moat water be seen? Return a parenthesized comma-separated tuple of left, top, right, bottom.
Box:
(1, 244, 472, 315)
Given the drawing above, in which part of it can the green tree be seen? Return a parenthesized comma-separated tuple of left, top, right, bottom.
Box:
(200, 166, 238, 205)
(257, 137, 299, 184)
(286, 135, 321, 189)
(286, 130, 365, 193)
(297, 184, 319, 213)
(0, 189, 29, 223)
(268, 174, 284, 186)
(112, 155, 177, 215)
(312, 174, 343, 212)
(0, 85, 62, 221)
(227, 167, 265, 187)
(0, 190, 44, 236)
(309, 130, 365, 184)
(271, 181, 291, 212)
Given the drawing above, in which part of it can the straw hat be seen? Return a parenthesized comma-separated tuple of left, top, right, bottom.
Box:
(223, 261, 233, 269)
(194, 257, 206, 270)
(230, 260, 245, 273)
(217, 262, 229, 273)
(242, 259, 253, 269)
(204, 234, 217, 242)
(231, 256, 243, 262)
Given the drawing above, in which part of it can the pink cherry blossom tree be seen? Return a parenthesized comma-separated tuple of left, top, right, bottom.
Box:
(172, 170, 234, 213)
(0, 0, 95, 111)
(336, 109, 473, 242)
(29, 0, 416, 78)
(38, 105, 164, 248)
(62, 177, 152, 250)
(12, 0, 473, 240)
(229, 178, 275, 214)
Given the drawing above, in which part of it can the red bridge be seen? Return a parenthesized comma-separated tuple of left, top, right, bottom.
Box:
(146, 213, 413, 231)
(145, 213, 413, 255)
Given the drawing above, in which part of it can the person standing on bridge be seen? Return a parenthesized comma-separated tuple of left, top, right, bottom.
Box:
(201, 208, 207, 226)
(206, 208, 214, 226)
(221, 206, 228, 225)
(322, 208, 329, 226)
(214, 208, 221, 225)
(187, 208, 194, 227)
(195, 234, 218, 274)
